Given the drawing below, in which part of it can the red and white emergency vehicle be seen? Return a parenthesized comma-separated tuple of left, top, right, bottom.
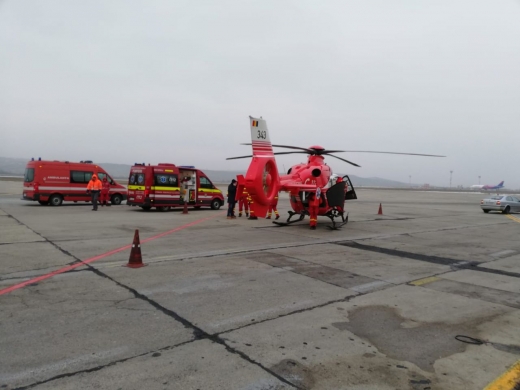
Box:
(126, 163, 224, 211)
(22, 159, 127, 206)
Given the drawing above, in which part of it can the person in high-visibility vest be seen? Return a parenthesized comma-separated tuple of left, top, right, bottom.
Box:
(238, 187, 250, 217)
(307, 188, 321, 229)
(247, 193, 258, 220)
(100, 177, 111, 206)
(266, 194, 280, 220)
(86, 174, 103, 211)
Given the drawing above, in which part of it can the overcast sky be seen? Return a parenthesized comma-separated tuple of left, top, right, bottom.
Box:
(1, 0, 519, 188)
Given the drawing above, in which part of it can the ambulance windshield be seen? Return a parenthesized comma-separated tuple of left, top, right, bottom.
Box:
(24, 168, 35, 183)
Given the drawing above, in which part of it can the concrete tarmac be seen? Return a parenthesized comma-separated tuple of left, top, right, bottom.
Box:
(1, 181, 520, 390)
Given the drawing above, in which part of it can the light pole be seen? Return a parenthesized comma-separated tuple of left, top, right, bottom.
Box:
(409, 175, 411, 188)
(478, 176, 481, 185)
(450, 170, 453, 188)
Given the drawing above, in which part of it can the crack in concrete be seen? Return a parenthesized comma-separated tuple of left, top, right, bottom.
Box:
(0, 241, 46, 246)
(2, 212, 85, 268)
(2, 209, 300, 390)
(0, 267, 90, 282)
(218, 295, 354, 336)
(336, 241, 520, 279)
(82, 264, 301, 389)
(10, 339, 197, 390)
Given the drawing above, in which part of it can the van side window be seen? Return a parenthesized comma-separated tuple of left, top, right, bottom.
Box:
(200, 177, 213, 189)
(71, 171, 93, 184)
(155, 174, 178, 187)
(97, 173, 114, 184)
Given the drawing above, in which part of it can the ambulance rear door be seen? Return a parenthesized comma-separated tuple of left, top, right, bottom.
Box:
(128, 168, 146, 204)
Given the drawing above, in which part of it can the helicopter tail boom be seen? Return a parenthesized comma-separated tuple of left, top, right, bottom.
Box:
(243, 117, 280, 217)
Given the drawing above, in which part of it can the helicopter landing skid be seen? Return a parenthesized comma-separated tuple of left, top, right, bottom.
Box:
(272, 211, 306, 227)
(326, 212, 349, 230)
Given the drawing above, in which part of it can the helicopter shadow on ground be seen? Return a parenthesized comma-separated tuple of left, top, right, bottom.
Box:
(126, 207, 213, 213)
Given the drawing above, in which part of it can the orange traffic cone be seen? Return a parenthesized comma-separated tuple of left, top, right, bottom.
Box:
(182, 201, 188, 214)
(377, 203, 383, 215)
(125, 229, 147, 268)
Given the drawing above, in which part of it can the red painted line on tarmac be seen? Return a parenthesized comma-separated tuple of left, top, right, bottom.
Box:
(0, 215, 218, 296)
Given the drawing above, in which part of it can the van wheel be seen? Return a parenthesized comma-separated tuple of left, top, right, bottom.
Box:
(38, 200, 49, 206)
(111, 194, 123, 205)
(211, 199, 221, 210)
(141, 206, 151, 211)
(157, 206, 170, 212)
(49, 194, 63, 206)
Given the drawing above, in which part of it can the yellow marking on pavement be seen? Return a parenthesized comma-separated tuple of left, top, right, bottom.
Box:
(484, 360, 520, 390)
(506, 215, 520, 224)
(409, 276, 440, 286)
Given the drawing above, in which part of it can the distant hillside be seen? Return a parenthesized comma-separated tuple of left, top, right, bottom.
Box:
(0, 156, 411, 187)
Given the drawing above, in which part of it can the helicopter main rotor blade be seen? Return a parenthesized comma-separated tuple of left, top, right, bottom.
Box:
(320, 150, 347, 154)
(270, 144, 315, 153)
(342, 151, 446, 157)
(327, 154, 361, 167)
(226, 155, 254, 160)
(273, 151, 309, 156)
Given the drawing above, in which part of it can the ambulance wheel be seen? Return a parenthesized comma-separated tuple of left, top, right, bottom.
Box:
(38, 200, 49, 206)
(111, 194, 123, 205)
(157, 206, 170, 212)
(141, 206, 151, 211)
(49, 194, 63, 206)
(210, 199, 221, 210)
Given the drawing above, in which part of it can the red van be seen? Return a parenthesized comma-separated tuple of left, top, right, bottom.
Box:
(22, 159, 127, 206)
(126, 163, 224, 211)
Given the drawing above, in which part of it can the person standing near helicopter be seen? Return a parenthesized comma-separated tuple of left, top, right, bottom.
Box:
(237, 186, 250, 217)
(307, 187, 321, 230)
(266, 193, 280, 220)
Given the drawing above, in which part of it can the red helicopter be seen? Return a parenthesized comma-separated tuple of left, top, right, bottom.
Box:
(227, 116, 444, 230)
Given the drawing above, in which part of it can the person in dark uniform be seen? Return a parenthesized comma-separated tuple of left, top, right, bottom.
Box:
(227, 179, 237, 219)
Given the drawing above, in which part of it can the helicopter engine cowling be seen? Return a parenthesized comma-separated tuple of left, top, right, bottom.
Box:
(244, 156, 280, 217)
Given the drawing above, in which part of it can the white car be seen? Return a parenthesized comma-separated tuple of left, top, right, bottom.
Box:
(481, 195, 520, 214)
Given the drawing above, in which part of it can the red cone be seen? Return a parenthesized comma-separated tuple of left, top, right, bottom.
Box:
(377, 203, 383, 215)
(125, 229, 147, 268)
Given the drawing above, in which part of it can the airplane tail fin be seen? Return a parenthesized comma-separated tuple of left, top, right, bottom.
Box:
(244, 116, 280, 217)
(498, 181, 504, 187)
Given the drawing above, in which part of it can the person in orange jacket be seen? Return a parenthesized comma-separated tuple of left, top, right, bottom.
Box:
(307, 188, 321, 230)
(86, 174, 103, 211)
(237, 187, 249, 217)
(266, 194, 280, 220)
(100, 176, 111, 207)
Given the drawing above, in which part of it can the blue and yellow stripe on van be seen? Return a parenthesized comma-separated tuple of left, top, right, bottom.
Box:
(151, 186, 180, 191)
(128, 185, 145, 191)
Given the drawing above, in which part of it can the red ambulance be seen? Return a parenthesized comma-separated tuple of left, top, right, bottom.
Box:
(22, 159, 127, 206)
(126, 163, 224, 211)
